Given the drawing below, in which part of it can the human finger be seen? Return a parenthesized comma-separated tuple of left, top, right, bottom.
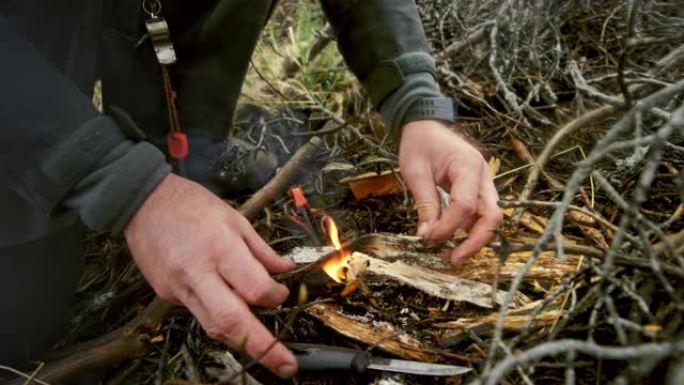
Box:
(240, 221, 295, 274)
(449, 173, 502, 265)
(426, 161, 482, 240)
(401, 160, 441, 237)
(188, 274, 298, 378)
(216, 240, 289, 308)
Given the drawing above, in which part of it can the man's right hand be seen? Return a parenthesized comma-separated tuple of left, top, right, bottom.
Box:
(124, 173, 298, 378)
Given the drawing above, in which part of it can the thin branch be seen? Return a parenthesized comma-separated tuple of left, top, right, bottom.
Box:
(512, 105, 616, 225)
(485, 338, 684, 385)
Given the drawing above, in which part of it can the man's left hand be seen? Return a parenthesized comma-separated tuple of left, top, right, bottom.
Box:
(398, 120, 503, 266)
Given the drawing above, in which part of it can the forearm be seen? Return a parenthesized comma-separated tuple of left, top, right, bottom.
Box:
(320, 0, 454, 140)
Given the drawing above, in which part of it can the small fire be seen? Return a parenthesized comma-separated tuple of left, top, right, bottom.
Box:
(320, 216, 351, 283)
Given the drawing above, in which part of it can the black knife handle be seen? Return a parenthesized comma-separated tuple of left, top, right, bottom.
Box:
(295, 348, 371, 374)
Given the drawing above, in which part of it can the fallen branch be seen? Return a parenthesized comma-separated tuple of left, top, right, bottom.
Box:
(507, 133, 563, 190)
(239, 136, 323, 220)
(483, 338, 684, 385)
(435, 1, 512, 63)
(500, 200, 619, 236)
(513, 41, 684, 225)
(435, 23, 490, 63)
(0, 366, 50, 385)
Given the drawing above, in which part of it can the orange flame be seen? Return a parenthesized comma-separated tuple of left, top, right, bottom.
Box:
(320, 216, 350, 283)
(326, 215, 343, 250)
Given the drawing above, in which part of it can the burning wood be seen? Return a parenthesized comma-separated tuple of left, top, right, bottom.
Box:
(287, 226, 517, 308)
(320, 215, 355, 283)
(289, 228, 583, 307)
(288, 232, 584, 285)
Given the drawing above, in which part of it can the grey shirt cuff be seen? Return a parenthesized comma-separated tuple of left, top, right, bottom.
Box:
(379, 72, 444, 140)
(63, 140, 171, 234)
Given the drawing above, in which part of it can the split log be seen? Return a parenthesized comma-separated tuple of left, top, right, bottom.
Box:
(286, 232, 581, 294)
(285, 235, 516, 308)
(566, 210, 611, 250)
(306, 303, 446, 363)
(351, 251, 510, 308)
(284, 245, 335, 264)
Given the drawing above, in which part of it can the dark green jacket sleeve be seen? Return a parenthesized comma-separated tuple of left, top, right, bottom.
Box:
(0, 19, 171, 236)
(319, 0, 450, 139)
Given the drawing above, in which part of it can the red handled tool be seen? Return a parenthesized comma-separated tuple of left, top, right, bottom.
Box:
(289, 187, 324, 246)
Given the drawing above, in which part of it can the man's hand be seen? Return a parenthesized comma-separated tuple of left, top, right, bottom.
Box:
(398, 120, 503, 266)
(124, 174, 298, 378)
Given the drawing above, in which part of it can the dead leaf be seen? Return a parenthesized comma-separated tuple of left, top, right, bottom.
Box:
(340, 168, 402, 200)
(508, 133, 533, 162)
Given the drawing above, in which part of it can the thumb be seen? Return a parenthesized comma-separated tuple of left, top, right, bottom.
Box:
(402, 165, 441, 237)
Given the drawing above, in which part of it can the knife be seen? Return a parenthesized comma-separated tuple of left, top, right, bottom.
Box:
(290, 343, 472, 376)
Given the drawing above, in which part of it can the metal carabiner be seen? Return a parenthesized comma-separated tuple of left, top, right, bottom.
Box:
(142, 0, 162, 18)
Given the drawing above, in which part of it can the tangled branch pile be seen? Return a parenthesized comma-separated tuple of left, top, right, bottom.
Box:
(416, 0, 684, 383)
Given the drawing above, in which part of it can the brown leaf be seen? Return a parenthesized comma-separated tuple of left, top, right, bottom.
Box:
(339, 169, 402, 200)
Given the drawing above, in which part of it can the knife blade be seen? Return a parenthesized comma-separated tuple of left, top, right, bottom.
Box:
(368, 356, 471, 376)
(290, 343, 471, 376)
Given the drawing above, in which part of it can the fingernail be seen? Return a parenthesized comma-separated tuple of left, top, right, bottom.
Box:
(282, 257, 295, 267)
(417, 222, 429, 237)
(278, 363, 297, 378)
(278, 284, 290, 299)
(450, 252, 467, 267)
